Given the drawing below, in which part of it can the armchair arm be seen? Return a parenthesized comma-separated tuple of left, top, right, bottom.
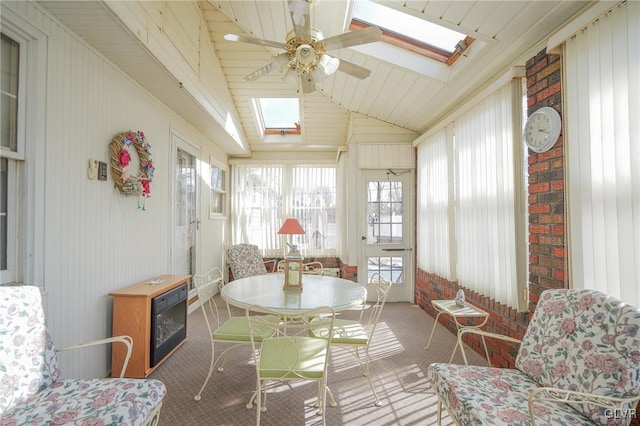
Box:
(458, 328, 521, 366)
(56, 335, 133, 378)
(528, 387, 640, 426)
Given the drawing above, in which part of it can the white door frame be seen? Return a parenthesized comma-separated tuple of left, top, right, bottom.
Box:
(358, 169, 415, 302)
(170, 130, 201, 295)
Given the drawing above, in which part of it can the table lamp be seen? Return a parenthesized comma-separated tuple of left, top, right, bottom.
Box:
(277, 218, 305, 289)
(277, 218, 305, 259)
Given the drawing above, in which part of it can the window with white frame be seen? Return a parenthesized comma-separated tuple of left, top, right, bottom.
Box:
(209, 158, 226, 218)
(1, 11, 47, 287)
(416, 78, 527, 310)
(230, 164, 337, 257)
(1, 31, 21, 284)
(416, 128, 455, 280)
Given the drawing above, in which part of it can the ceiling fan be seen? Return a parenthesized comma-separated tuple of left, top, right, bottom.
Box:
(224, 0, 382, 94)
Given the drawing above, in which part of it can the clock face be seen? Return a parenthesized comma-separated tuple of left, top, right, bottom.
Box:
(524, 107, 561, 153)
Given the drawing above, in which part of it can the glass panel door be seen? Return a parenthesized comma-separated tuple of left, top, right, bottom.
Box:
(171, 133, 199, 289)
(360, 170, 414, 302)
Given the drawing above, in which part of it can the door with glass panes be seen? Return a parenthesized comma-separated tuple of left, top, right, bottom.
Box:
(359, 170, 414, 302)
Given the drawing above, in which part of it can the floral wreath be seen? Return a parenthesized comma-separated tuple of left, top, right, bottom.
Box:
(110, 131, 155, 205)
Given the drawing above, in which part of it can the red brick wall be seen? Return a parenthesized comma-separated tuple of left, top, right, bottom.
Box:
(525, 50, 568, 313)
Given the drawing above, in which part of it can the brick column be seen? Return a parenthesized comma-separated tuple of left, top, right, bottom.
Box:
(526, 50, 568, 312)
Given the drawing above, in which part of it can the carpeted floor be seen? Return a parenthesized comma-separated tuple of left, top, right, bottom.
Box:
(149, 296, 488, 425)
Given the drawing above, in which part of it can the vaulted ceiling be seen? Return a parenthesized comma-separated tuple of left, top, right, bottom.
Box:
(39, 0, 593, 157)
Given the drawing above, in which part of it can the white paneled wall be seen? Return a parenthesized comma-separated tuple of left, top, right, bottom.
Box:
(4, 1, 227, 378)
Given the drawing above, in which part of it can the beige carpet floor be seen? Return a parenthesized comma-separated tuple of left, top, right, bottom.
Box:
(149, 296, 488, 425)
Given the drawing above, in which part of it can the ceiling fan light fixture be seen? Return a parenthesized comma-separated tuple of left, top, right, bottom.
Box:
(295, 44, 316, 65)
(318, 54, 339, 76)
(282, 67, 299, 84)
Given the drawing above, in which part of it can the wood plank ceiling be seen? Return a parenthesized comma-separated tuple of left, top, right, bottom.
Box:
(203, 0, 590, 153)
(37, 0, 593, 155)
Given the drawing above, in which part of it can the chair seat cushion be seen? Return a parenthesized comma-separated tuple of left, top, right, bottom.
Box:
(310, 319, 368, 345)
(1, 377, 166, 426)
(259, 336, 328, 379)
(428, 363, 594, 425)
(213, 316, 278, 342)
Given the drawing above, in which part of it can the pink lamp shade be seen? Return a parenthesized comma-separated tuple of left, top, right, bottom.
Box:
(277, 218, 305, 235)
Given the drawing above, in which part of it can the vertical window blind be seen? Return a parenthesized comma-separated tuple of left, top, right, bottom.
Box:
(416, 80, 525, 310)
(455, 83, 521, 309)
(231, 164, 337, 257)
(564, 1, 640, 306)
(417, 128, 455, 280)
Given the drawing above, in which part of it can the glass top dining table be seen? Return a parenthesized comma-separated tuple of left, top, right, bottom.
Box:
(221, 273, 366, 315)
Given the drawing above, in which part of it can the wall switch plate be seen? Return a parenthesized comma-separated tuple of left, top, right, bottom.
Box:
(98, 161, 108, 181)
(88, 159, 99, 180)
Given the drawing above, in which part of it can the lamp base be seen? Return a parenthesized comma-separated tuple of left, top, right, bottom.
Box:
(286, 244, 302, 258)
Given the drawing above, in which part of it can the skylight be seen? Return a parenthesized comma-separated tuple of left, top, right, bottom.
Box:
(352, 0, 470, 64)
(257, 98, 300, 129)
(252, 97, 301, 141)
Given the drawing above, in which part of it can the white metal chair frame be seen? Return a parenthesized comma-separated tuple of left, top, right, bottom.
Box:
(321, 272, 391, 407)
(193, 267, 266, 402)
(246, 305, 336, 426)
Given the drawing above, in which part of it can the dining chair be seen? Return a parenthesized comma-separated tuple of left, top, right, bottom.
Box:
(245, 305, 336, 426)
(310, 272, 391, 407)
(276, 260, 324, 275)
(226, 244, 276, 281)
(192, 268, 278, 402)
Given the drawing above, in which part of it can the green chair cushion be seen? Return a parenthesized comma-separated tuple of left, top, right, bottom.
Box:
(311, 318, 368, 345)
(259, 336, 328, 379)
(213, 316, 277, 342)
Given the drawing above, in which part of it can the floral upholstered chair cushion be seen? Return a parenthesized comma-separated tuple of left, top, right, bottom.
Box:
(515, 289, 640, 423)
(429, 363, 594, 425)
(0, 286, 166, 425)
(227, 244, 271, 280)
(428, 289, 640, 426)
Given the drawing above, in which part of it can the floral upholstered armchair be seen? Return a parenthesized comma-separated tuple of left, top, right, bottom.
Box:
(0, 286, 166, 425)
(428, 289, 640, 425)
(226, 243, 276, 281)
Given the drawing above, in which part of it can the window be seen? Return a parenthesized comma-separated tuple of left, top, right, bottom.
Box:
(416, 78, 526, 310)
(564, 1, 640, 307)
(1, 34, 19, 153)
(209, 158, 226, 218)
(351, 0, 472, 65)
(1, 9, 47, 287)
(1, 32, 21, 284)
(231, 165, 336, 257)
(251, 98, 301, 141)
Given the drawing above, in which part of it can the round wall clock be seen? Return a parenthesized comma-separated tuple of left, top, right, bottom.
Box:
(523, 106, 562, 153)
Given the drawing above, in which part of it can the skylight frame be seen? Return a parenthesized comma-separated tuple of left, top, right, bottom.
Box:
(351, 0, 473, 66)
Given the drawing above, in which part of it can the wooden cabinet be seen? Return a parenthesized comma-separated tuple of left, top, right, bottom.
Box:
(110, 274, 190, 378)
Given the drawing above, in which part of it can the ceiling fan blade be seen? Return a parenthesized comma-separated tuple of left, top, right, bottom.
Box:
(321, 25, 382, 51)
(288, 0, 310, 40)
(337, 59, 372, 80)
(224, 33, 286, 50)
(301, 75, 316, 94)
(244, 61, 281, 82)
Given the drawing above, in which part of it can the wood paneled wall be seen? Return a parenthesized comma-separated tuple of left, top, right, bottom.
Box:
(4, 1, 227, 379)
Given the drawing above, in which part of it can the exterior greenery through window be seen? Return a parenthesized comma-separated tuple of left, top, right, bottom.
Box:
(231, 165, 336, 257)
